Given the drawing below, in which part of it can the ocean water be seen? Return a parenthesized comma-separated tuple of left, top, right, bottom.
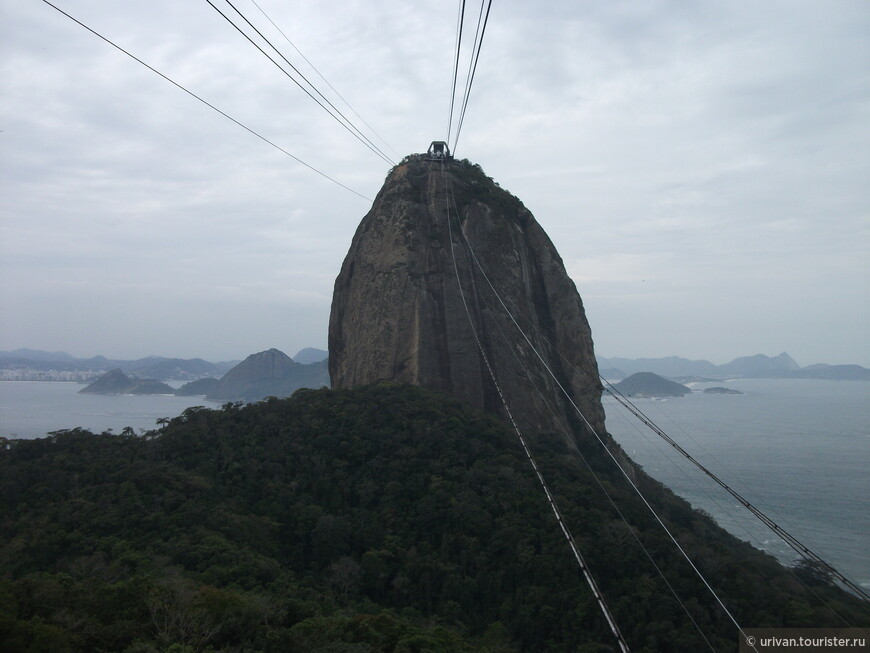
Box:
(0, 381, 215, 438)
(603, 378, 869, 590)
(1, 378, 867, 590)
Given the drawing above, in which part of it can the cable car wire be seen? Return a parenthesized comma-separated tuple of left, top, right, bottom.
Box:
(447, 0, 466, 145)
(453, 0, 486, 149)
(205, 0, 395, 166)
(452, 0, 493, 155)
(452, 196, 865, 626)
(439, 161, 632, 653)
(443, 191, 757, 649)
(453, 0, 485, 149)
(602, 379, 870, 604)
(494, 308, 853, 624)
(470, 281, 718, 651)
(206, 0, 393, 166)
(218, 0, 395, 165)
(250, 0, 399, 159)
(39, 0, 371, 202)
(496, 310, 865, 624)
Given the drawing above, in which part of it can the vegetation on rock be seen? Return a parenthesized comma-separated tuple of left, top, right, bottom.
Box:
(2, 383, 865, 652)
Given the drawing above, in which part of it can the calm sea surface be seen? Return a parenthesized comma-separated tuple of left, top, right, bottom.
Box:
(1, 378, 867, 589)
(0, 381, 215, 438)
(603, 378, 869, 590)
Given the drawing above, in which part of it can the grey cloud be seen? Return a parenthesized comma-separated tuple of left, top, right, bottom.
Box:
(1, 0, 867, 365)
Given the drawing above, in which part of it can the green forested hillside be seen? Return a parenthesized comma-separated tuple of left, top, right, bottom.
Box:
(1, 383, 865, 652)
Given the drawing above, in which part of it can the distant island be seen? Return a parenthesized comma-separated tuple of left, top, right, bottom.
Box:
(79, 369, 175, 395)
(611, 372, 691, 398)
(703, 386, 743, 395)
(174, 377, 221, 396)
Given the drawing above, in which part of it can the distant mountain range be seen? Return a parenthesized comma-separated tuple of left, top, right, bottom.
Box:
(0, 347, 329, 382)
(0, 349, 238, 381)
(77, 348, 330, 403)
(597, 352, 870, 381)
(3, 347, 866, 385)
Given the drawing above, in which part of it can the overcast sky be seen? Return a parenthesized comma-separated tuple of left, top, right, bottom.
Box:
(1, 1, 868, 366)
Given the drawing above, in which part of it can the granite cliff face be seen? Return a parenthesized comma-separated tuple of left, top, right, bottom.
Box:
(329, 156, 605, 439)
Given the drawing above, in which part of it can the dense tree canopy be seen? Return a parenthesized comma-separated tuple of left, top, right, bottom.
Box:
(1, 383, 866, 652)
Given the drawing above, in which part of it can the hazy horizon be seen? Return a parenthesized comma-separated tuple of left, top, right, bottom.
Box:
(2, 2, 868, 368)
(1, 343, 866, 370)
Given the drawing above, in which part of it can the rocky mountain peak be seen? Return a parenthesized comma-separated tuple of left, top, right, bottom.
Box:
(80, 368, 129, 392)
(207, 349, 296, 401)
(329, 155, 605, 439)
(206, 348, 329, 403)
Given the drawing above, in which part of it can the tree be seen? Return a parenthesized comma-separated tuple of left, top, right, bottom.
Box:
(147, 577, 220, 649)
(328, 557, 361, 603)
(793, 559, 835, 586)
